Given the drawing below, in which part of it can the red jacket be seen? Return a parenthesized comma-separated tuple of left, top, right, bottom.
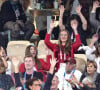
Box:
(19, 58, 50, 82)
(44, 33, 81, 71)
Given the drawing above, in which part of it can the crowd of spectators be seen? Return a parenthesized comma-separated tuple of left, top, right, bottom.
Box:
(0, 0, 100, 90)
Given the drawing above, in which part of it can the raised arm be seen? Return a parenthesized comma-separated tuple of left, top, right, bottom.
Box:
(89, 34, 98, 49)
(59, 5, 65, 30)
(12, 57, 23, 89)
(76, 5, 87, 30)
(71, 19, 78, 35)
(71, 19, 81, 52)
(44, 20, 57, 51)
(90, 1, 100, 28)
(43, 57, 57, 90)
(48, 20, 55, 34)
(85, 34, 98, 60)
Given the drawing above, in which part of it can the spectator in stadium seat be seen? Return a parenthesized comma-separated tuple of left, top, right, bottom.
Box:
(72, 61, 100, 90)
(56, 58, 82, 90)
(0, 0, 34, 40)
(90, 0, 100, 35)
(19, 45, 51, 81)
(44, 20, 81, 71)
(13, 55, 43, 90)
(12, 55, 57, 90)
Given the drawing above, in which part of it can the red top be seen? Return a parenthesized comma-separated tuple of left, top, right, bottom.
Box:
(19, 58, 50, 82)
(44, 33, 81, 71)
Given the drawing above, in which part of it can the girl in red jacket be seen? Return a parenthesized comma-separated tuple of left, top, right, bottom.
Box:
(44, 20, 81, 71)
(19, 45, 50, 81)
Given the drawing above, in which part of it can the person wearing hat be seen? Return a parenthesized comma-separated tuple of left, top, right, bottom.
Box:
(55, 58, 82, 90)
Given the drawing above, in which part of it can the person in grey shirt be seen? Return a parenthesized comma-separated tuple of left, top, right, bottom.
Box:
(90, 0, 100, 35)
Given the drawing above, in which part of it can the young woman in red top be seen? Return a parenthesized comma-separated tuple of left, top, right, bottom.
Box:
(19, 45, 50, 81)
(44, 20, 81, 71)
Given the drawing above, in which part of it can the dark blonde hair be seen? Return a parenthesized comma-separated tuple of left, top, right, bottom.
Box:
(24, 54, 35, 63)
(58, 30, 71, 55)
(25, 45, 42, 70)
(0, 57, 5, 74)
(87, 61, 97, 69)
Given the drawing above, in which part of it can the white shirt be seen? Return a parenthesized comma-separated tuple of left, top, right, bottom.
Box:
(56, 63, 82, 90)
(79, 45, 100, 73)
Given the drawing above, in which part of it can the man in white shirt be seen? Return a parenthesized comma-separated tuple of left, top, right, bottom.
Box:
(56, 58, 82, 90)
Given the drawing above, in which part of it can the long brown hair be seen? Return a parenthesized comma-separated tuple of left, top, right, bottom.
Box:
(58, 30, 71, 55)
(25, 45, 42, 70)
